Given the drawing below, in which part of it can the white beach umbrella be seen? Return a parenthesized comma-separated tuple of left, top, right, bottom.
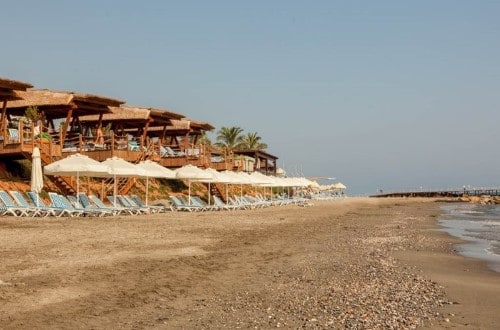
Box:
(203, 168, 234, 184)
(249, 171, 275, 185)
(298, 177, 315, 187)
(333, 182, 347, 190)
(309, 180, 321, 191)
(30, 147, 44, 206)
(249, 171, 276, 199)
(235, 172, 258, 197)
(44, 153, 112, 198)
(200, 168, 236, 205)
(137, 160, 176, 205)
(216, 170, 243, 203)
(101, 157, 147, 205)
(175, 165, 213, 204)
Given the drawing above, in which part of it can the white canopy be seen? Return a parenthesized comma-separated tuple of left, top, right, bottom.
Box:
(101, 157, 147, 177)
(202, 168, 235, 183)
(220, 170, 246, 184)
(44, 153, 112, 198)
(137, 160, 176, 179)
(333, 182, 347, 189)
(101, 157, 147, 206)
(45, 153, 112, 177)
(175, 165, 213, 205)
(175, 164, 213, 180)
(249, 171, 275, 185)
(136, 160, 176, 205)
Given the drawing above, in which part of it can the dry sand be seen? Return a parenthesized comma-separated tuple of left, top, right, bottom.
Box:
(0, 198, 499, 329)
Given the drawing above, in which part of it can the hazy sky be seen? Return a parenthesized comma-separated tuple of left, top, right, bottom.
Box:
(2, 1, 499, 194)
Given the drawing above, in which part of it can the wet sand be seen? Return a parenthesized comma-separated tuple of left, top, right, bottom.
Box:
(0, 198, 499, 328)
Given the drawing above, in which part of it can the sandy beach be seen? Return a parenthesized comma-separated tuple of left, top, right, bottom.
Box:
(0, 198, 499, 329)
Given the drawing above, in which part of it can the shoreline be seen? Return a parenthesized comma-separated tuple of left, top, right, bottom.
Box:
(394, 200, 500, 329)
(0, 198, 499, 328)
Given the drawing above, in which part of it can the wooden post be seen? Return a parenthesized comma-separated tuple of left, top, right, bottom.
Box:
(31, 121, 35, 147)
(101, 179, 105, 200)
(47, 122, 53, 157)
(19, 120, 24, 149)
(60, 108, 73, 145)
(59, 130, 63, 154)
(142, 120, 150, 149)
(1, 98, 7, 146)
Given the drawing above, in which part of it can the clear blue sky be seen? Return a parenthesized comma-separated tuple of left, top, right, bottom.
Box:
(2, 1, 499, 194)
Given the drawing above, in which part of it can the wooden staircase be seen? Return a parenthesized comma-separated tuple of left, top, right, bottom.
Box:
(205, 182, 225, 202)
(101, 176, 136, 200)
(101, 145, 151, 198)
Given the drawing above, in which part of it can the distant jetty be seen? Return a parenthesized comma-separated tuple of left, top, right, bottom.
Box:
(371, 188, 500, 205)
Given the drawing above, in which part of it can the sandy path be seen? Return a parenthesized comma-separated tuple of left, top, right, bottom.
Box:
(0, 198, 498, 329)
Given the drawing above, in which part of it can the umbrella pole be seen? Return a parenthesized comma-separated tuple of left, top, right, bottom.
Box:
(240, 184, 243, 199)
(113, 174, 117, 206)
(188, 180, 191, 205)
(226, 183, 229, 205)
(208, 181, 211, 205)
(146, 177, 149, 206)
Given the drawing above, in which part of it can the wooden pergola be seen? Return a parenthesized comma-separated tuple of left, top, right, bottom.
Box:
(79, 105, 185, 145)
(233, 149, 278, 175)
(0, 77, 33, 147)
(138, 118, 215, 168)
(4, 89, 124, 160)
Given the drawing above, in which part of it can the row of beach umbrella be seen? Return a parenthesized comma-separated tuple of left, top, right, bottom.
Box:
(37, 152, 330, 206)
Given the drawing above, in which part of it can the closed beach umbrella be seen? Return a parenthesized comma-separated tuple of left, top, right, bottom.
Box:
(175, 165, 213, 204)
(136, 160, 176, 205)
(101, 157, 147, 205)
(44, 153, 112, 198)
(31, 147, 43, 206)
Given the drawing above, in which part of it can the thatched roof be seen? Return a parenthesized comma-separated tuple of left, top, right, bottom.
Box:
(79, 105, 185, 127)
(166, 119, 214, 131)
(133, 118, 214, 138)
(6, 89, 124, 118)
(80, 106, 151, 123)
(141, 107, 184, 120)
(0, 77, 33, 91)
(234, 149, 278, 160)
(0, 77, 33, 101)
(188, 119, 215, 131)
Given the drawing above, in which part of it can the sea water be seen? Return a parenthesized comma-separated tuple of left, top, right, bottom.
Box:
(439, 203, 500, 273)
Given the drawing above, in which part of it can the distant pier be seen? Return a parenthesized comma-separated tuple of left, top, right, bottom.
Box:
(371, 188, 500, 198)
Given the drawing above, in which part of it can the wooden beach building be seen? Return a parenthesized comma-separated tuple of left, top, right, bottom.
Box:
(0, 77, 33, 151)
(233, 149, 278, 175)
(4, 88, 124, 194)
(79, 107, 223, 168)
(0, 78, 281, 200)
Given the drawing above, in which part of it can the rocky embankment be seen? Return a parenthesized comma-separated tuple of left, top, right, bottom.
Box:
(459, 195, 500, 205)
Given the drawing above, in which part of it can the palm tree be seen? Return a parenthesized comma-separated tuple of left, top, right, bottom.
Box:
(215, 126, 244, 154)
(198, 132, 212, 147)
(240, 132, 268, 151)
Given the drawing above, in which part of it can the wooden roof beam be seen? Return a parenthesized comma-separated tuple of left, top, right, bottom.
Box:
(60, 106, 74, 143)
